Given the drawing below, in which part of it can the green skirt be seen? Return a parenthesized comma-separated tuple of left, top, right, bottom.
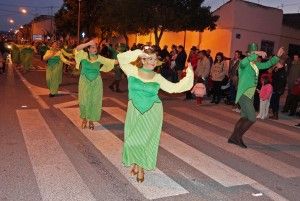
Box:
(46, 62, 63, 95)
(11, 50, 20, 64)
(21, 53, 33, 71)
(122, 101, 163, 170)
(78, 75, 103, 121)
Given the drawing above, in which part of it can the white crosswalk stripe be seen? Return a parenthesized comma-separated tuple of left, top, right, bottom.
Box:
(107, 97, 300, 178)
(60, 107, 188, 200)
(216, 105, 300, 141)
(174, 107, 300, 159)
(17, 109, 96, 201)
(103, 107, 256, 187)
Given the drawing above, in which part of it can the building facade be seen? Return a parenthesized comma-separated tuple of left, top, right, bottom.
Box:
(123, 0, 300, 58)
(31, 15, 55, 41)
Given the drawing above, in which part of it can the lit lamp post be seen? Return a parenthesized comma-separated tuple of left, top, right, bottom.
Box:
(8, 19, 15, 24)
(77, 0, 82, 43)
(20, 8, 27, 14)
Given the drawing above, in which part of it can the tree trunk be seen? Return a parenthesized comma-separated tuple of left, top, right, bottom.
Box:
(123, 33, 129, 46)
(154, 27, 164, 46)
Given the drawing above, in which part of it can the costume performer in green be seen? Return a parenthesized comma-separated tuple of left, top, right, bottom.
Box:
(10, 43, 21, 66)
(108, 43, 127, 92)
(43, 42, 74, 97)
(117, 47, 194, 182)
(228, 44, 284, 148)
(20, 44, 36, 73)
(75, 40, 117, 130)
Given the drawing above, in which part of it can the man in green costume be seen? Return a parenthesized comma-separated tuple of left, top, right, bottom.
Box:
(228, 43, 284, 148)
(108, 43, 127, 92)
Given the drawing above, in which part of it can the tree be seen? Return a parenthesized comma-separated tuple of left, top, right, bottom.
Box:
(100, 0, 145, 45)
(141, 0, 219, 46)
(55, 0, 104, 38)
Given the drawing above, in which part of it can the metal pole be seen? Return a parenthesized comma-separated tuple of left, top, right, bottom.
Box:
(77, 0, 81, 43)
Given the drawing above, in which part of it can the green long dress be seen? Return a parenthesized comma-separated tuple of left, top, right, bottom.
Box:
(44, 50, 71, 95)
(20, 45, 35, 72)
(117, 50, 194, 170)
(11, 44, 20, 65)
(75, 50, 115, 121)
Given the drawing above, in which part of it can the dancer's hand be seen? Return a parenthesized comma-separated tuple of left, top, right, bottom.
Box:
(276, 47, 284, 57)
(88, 39, 96, 46)
(254, 51, 267, 59)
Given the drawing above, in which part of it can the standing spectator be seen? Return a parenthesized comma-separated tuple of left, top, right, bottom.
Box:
(108, 43, 127, 92)
(270, 59, 287, 120)
(185, 46, 199, 100)
(210, 52, 227, 104)
(228, 50, 241, 105)
(289, 78, 300, 116)
(195, 50, 210, 81)
(174, 45, 187, 82)
(160, 45, 170, 59)
(206, 49, 214, 67)
(256, 76, 273, 119)
(282, 54, 300, 115)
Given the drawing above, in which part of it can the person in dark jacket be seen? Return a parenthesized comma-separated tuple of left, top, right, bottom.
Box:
(269, 59, 287, 119)
(174, 45, 187, 82)
(282, 54, 300, 114)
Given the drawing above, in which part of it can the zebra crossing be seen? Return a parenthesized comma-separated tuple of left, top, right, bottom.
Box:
(12, 66, 300, 200)
(14, 95, 299, 200)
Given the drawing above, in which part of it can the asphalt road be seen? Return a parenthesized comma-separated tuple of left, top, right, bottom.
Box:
(0, 56, 299, 201)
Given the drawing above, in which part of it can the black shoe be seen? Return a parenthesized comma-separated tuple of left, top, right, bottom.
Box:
(228, 138, 247, 149)
(228, 138, 239, 145)
(295, 123, 300, 128)
(239, 139, 247, 148)
(49, 93, 55, 97)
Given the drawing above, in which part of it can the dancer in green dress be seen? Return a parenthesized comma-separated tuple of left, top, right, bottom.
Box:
(75, 39, 118, 130)
(117, 46, 194, 183)
(20, 43, 36, 73)
(43, 41, 74, 97)
(10, 43, 21, 66)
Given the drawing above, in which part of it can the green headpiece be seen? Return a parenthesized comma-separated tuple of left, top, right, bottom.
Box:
(117, 43, 127, 52)
(247, 43, 258, 53)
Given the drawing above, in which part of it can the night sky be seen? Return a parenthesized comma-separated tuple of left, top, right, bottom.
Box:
(0, 0, 299, 31)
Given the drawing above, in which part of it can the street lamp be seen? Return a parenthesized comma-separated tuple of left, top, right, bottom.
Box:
(20, 8, 27, 14)
(77, 0, 82, 43)
(9, 19, 15, 24)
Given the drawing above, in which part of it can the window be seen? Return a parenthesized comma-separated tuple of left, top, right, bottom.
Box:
(261, 40, 274, 56)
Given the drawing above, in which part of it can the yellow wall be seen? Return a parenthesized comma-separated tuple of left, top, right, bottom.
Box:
(128, 31, 201, 53)
(200, 28, 232, 58)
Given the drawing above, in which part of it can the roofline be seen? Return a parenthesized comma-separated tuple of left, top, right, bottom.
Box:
(212, 0, 282, 14)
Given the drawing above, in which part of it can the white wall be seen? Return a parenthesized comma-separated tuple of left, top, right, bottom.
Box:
(280, 25, 300, 53)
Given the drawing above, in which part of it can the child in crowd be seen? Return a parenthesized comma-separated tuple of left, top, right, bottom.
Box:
(191, 77, 206, 104)
(257, 76, 273, 119)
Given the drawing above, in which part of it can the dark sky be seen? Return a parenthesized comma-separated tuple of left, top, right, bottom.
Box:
(1, 0, 299, 31)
